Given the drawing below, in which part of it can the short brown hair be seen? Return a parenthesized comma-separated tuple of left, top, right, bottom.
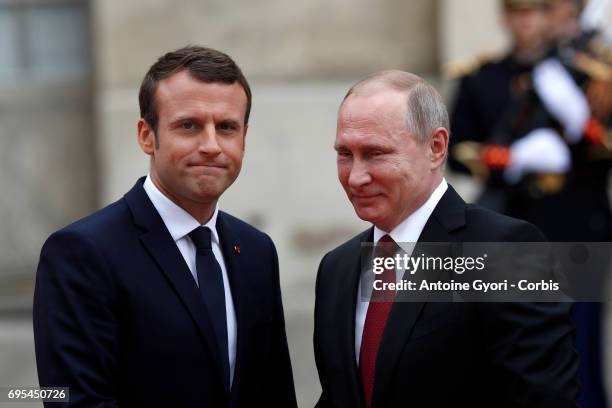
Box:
(139, 45, 252, 133)
(502, 0, 551, 9)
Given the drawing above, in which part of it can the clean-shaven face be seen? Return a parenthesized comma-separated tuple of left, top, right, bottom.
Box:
(143, 70, 248, 212)
(335, 89, 434, 232)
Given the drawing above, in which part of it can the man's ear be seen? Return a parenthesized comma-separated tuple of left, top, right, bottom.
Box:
(429, 127, 449, 169)
(137, 119, 155, 155)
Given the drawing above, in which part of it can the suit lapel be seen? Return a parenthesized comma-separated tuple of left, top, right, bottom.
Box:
(124, 178, 227, 386)
(215, 213, 244, 318)
(336, 229, 373, 408)
(215, 213, 250, 402)
(371, 185, 467, 408)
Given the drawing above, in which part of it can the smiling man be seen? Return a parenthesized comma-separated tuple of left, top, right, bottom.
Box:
(33, 46, 296, 407)
(313, 70, 579, 408)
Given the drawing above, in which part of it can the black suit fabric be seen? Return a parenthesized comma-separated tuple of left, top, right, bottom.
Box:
(34, 178, 297, 407)
(314, 185, 578, 408)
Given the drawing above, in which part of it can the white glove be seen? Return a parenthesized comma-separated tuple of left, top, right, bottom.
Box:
(533, 58, 590, 143)
(504, 128, 571, 184)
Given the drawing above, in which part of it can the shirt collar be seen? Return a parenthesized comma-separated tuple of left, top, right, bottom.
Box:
(373, 178, 448, 244)
(143, 174, 220, 244)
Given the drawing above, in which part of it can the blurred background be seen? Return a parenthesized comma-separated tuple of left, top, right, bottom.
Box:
(0, 0, 610, 406)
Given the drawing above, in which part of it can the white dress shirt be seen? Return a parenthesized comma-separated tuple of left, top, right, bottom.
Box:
(355, 178, 448, 362)
(143, 175, 237, 386)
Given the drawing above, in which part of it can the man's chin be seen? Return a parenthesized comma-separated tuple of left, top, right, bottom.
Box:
(352, 206, 381, 225)
(190, 180, 227, 197)
(190, 191, 223, 204)
(185, 185, 225, 205)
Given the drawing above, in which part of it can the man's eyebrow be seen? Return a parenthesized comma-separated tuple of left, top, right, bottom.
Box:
(363, 144, 390, 150)
(219, 118, 242, 126)
(170, 115, 198, 124)
(168, 115, 243, 126)
(334, 142, 392, 150)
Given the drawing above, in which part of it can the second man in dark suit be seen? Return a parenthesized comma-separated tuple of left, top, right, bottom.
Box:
(314, 70, 578, 407)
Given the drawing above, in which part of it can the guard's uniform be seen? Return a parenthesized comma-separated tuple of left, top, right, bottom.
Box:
(449, 52, 553, 213)
(449, 47, 612, 242)
(448, 8, 612, 408)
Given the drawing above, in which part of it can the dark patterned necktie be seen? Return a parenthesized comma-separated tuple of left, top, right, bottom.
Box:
(189, 226, 230, 391)
(359, 234, 397, 408)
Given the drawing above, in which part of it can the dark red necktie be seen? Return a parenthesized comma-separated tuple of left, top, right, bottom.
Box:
(359, 234, 397, 408)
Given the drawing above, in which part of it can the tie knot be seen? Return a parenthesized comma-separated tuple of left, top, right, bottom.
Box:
(379, 234, 394, 244)
(376, 234, 397, 258)
(189, 226, 213, 251)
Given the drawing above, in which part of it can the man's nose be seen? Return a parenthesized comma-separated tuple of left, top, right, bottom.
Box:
(348, 159, 371, 188)
(198, 123, 222, 155)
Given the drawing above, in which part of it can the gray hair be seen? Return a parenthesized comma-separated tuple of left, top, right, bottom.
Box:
(342, 70, 449, 144)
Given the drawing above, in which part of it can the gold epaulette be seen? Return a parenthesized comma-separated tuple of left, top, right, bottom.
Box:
(588, 37, 612, 66)
(574, 52, 612, 81)
(442, 51, 499, 80)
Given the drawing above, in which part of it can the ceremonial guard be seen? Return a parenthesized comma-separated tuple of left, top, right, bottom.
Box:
(448, 1, 612, 406)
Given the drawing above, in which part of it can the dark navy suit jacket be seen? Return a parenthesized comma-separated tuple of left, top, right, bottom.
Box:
(33, 178, 297, 407)
(314, 185, 579, 408)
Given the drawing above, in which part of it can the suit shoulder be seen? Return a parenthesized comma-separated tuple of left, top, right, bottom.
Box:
(463, 204, 546, 242)
(50, 198, 131, 243)
(38, 199, 132, 277)
(218, 211, 273, 244)
(444, 51, 503, 79)
(321, 229, 371, 263)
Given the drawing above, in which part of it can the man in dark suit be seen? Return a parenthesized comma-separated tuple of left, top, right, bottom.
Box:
(314, 70, 579, 407)
(34, 46, 297, 407)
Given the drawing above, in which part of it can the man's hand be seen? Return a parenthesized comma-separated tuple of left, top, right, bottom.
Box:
(504, 128, 571, 183)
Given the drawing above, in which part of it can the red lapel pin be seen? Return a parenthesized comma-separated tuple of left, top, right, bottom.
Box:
(233, 245, 241, 254)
